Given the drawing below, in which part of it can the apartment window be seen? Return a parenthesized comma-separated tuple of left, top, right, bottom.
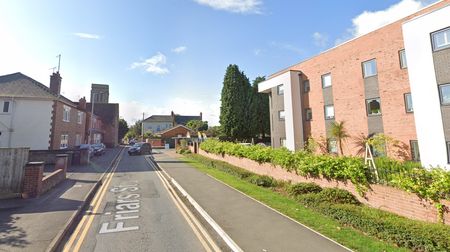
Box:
(362, 59, 377, 78)
(60, 134, 69, 149)
(404, 93, 413, 113)
(305, 108, 312, 121)
(75, 134, 81, 146)
(280, 138, 286, 148)
(277, 84, 284, 95)
(322, 73, 331, 88)
(432, 27, 450, 51)
(63, 105, 71, 122)
(328, 139, 338, 154)
(2, 101, 10, 113)
(77, 111, 83, 124)
(278, 110, 285, 121)
(366, 98, 382, 116)
(399, 49, 407, 69)
(410, 140, 420, 162)
(439, 84, 450, 105)
(303, 80, 310, 93)
(324, 105, 334, 120)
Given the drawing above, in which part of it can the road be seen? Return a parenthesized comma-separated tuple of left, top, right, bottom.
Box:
(62, 149, 218, 252)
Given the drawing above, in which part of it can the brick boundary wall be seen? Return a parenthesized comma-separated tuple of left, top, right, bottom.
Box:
(196, 148, 450, 225)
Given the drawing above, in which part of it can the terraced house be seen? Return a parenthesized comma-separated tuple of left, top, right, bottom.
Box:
(259, 0, 450, 169)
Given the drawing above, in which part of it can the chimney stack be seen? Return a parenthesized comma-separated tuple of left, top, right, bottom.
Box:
(78, 97, 87, 110)
(49, 72, 62, 95)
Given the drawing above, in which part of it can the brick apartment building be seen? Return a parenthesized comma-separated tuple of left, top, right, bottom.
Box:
(258, 1, 450, 169)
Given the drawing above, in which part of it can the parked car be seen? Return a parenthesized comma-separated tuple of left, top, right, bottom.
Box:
(128, 142, 152, 156)
(92, 143, 106, 156)
(78, 144, 94, 158)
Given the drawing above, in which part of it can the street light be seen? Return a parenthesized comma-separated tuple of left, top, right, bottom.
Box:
(87, 92, 105, 164)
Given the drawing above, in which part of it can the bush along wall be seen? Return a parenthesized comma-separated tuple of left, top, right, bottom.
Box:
(200, 139, 450, 223)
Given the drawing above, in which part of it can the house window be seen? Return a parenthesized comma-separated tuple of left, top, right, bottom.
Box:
(278, 110, 285, 121)
(410, 140, 420, 161)
(303, 80, 310, 93)
(321, 73, 331, 88)
(280, 138, 286, 147)
(77, 111, 83, 124)
(60, 134, 69, 149)
(305, 108, 312, 121)
(362, 59, 377, 78)
(75, 134, 81, 146)
(63, 105, 71, 122)
(328, 139, 338, 154)
(324, 105, 334, 120)
(366, 98, 382, 116)
(277, 84, 284, 95)
(2, 101, 10, 113)
(439, 84, 450, 105)
(404, 93, 413, 113)
(432, 27, 450, 51)
(399, 49, 407, 69)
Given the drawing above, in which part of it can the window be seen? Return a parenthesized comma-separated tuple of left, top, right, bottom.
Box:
(303, 80, 310, 93)
(63, 105, 71, 122)
(321, 73, 331, 88)
(439, 84, 450, 105)
(447, 142, 450, 164)
(362, 59, 377, 78)
(305, 108, 312, 121)
(77, 111, 83, 124)
(366, 98, 382, 116)
(277, 84, 284, 95)
(324, 105, 334, 120)
(410, 140, 420, 161)
(404, 93, 413, 113)
(75, 134, 81, 146)
(399, 49, 407, 69)
(94, 133, 101, 144)
(60, 134, 68, 149)
(432, 27, 450, 51)
(2, 101, 10, 113)
(278, 110, 285, 121)
(280, 138, 286, 147)
(328, 139, 338, 154)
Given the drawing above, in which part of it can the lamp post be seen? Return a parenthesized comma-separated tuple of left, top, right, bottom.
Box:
(87, 92, 104, 164)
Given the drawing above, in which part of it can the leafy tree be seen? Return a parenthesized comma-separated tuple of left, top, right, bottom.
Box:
(205, 126, 222, 137)
(249, 76, 270, 138)
(118, 118, 129, 142)
(329, 121, 350, 156)
(186, 120, 208, 132)
(126, 119, 143, 140)
(219, 64, 252, 141)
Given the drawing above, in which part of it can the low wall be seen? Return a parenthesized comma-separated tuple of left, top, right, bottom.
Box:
(41, 169, 65, 194)
(198, 149, 450, 225)
(147, 139, 164, 147)
(29, 149, 73, 165)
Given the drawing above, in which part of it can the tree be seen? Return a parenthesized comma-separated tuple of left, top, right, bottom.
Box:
(206, 126, 222, 137)
(329, 121, 350, 156)
(186, 120, 208, 132)
(249, 76, 270, 138)
(126, 119, 143, 140)
(219, 64, 252, 141)
(118, 118, 129, 142)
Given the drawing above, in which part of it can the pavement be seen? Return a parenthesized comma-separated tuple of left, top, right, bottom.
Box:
(0, 147, 122, 252)
(153, 149, 350, 252)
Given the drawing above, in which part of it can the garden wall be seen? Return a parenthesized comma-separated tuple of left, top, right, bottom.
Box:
(197, 148, 450, 225)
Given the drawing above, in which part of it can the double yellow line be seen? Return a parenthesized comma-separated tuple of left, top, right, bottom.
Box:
(145, 156, 221, 252)
(63, 148, 124, 252)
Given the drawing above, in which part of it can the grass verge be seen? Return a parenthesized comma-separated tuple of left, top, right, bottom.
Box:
(180, 154, 409, 252)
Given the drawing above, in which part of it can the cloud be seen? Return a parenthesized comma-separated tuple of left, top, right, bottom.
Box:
(193, 0, 262, 14)
(312, 32, 328, 47)
(171, 46, 187, 54)
(270, 41, 303, 55)
(336, 0, 435, 45)
(120, 97, 220, 126)
(73, 32, 101, 40)
(130, 52, 169, 75)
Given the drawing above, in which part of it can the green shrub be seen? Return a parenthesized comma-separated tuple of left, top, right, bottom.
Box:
(288, 182, 322, 196)
(246, 175, 276, 188)
(317, 188, 360, 205)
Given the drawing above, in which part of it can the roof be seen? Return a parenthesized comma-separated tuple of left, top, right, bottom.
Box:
(0, 72, 76, 106)
(143, 115, 173, 123)
(158, 124, 194, 135)
(175, 115, 201, 125)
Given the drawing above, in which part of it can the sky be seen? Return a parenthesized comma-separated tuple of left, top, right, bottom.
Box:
(0, 0, 438, 126)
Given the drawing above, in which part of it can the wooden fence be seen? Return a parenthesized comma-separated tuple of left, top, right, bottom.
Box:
(0, 148, 29, 195)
